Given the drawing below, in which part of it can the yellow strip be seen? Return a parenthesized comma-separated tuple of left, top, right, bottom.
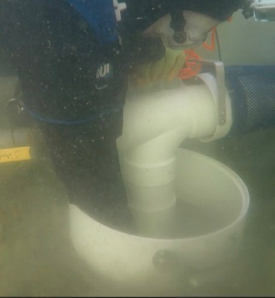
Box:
(0, 147, 31, 163)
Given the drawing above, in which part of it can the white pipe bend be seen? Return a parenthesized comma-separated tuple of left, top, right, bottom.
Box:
(116, 79, 232, 238)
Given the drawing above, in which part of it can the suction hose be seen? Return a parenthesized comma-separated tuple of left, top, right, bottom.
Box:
(225, 65, 275, 135)
(117, 77, 233, 238)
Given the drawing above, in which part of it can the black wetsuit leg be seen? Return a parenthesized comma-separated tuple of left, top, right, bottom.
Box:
(0, 0, 132, 229)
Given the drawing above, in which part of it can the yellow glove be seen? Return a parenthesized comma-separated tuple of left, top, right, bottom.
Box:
(129, 47, 186, 88)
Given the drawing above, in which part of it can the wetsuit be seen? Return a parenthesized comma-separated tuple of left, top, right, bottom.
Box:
(0, 0, 131, 228)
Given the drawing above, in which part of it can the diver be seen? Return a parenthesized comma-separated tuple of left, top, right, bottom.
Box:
(0, 0, 246, 230)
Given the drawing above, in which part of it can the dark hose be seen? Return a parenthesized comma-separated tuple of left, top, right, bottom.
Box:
(225, 65, 275, 136)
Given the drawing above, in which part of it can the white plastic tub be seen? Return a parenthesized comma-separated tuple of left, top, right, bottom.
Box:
(69, 148, 249, 294)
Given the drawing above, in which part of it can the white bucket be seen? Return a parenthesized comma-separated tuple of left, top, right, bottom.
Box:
(69, 148, 249, 294)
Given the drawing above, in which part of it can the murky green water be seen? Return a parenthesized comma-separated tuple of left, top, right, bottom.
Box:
(1, 126, 275, 296)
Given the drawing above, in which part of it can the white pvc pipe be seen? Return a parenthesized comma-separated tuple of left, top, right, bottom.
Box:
(117, 78, 232, 237)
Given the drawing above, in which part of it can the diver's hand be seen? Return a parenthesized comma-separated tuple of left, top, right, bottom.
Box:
(129, 47, 186, 88)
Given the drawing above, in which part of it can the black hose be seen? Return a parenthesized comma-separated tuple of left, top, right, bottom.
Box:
(225, 65, 275, 136)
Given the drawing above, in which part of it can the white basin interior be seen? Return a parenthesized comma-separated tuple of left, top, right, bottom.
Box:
(69, 148, 249, 294)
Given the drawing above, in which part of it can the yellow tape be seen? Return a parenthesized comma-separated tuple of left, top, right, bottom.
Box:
(0, 147, 31, 163)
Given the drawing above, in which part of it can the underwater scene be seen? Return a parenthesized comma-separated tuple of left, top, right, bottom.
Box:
(0, 2, 275, 296)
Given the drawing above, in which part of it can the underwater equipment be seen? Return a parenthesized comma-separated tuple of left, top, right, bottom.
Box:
(252, 0, 275, 21)
(243, 0, 275, 21)
(67, 0, 243, 50)
(69, 61, 275, 294)
(70, 61, 253, 294)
